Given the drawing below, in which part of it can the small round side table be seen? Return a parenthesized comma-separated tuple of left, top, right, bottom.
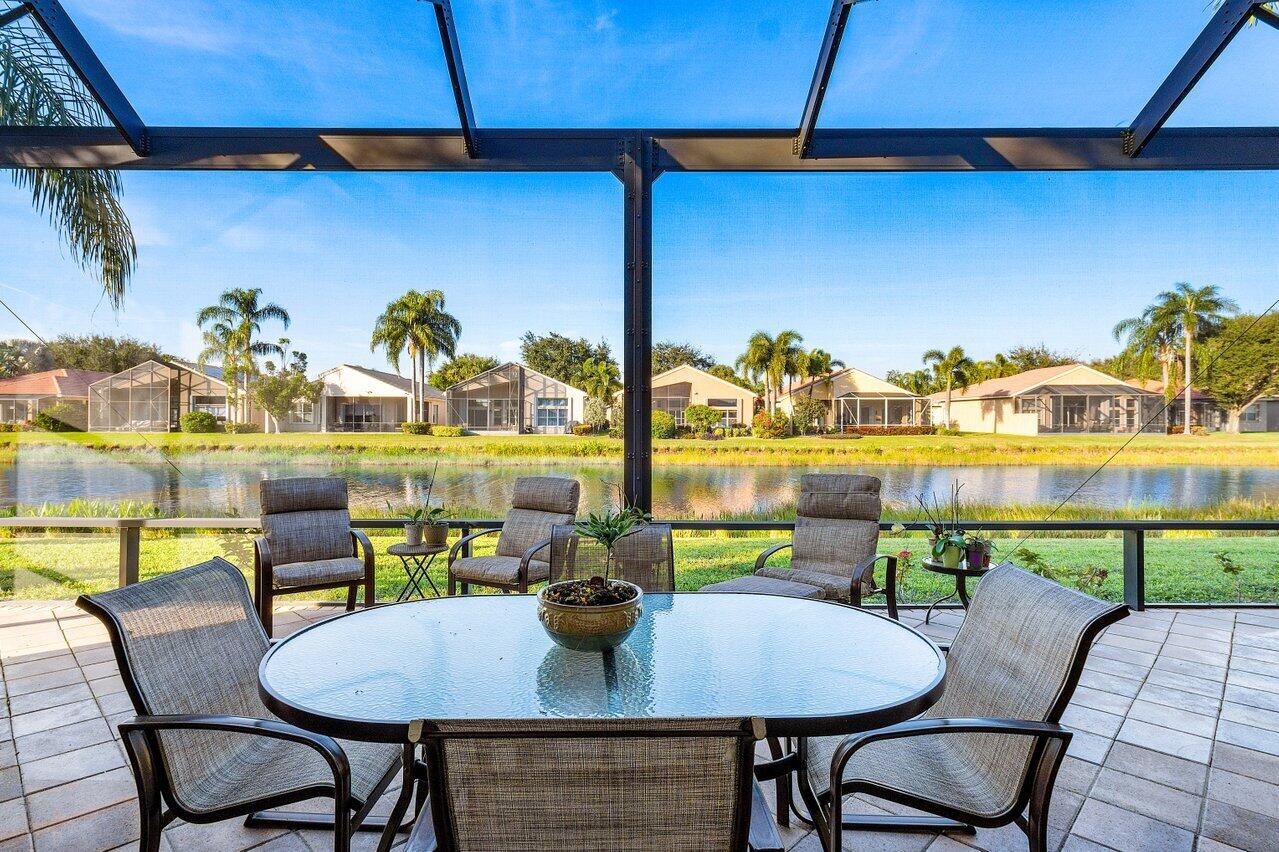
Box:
(387, 542, 448, 601)
(921, 558, 989, 624)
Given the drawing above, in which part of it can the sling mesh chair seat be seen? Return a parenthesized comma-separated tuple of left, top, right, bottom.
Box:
(548, 522, 677, 591)
(701, 474, 898, 617)
(76, 558, 405, 852)
(407, 716, 763, 852)
(255, 476, 375, 635)
(448, 476, 580, 594)
(795, 564, 1127, 852)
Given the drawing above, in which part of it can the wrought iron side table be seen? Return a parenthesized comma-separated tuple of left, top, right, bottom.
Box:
(387, 543, 447, 601)
(921, 557, 989, 624)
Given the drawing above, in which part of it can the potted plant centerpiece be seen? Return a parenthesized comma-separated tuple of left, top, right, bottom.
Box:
(422, 504, 449, 547)
(917, 484, 968, 569)
(537, 494, 649, 652)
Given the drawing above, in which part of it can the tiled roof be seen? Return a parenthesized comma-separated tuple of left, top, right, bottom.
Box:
(0, 369, 111, 398)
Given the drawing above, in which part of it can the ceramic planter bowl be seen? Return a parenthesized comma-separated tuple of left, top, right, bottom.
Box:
(404, 522, 423, 547)
(423, 523, 448, 547)
(537, 581, 644, 652)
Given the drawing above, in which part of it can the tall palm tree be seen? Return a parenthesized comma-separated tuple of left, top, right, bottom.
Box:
(976, 353, 1017, 381)
(890, 369, 935, 397)
(197, 288, 289, 423)
(1144, 282, 1238, 435)
(575, 357, 621, 402)
(797, 348, 846, 396)
(923, 346, 976, 429)
(371, 290, 460, 421)
(0, 9, 136, 307)
(735, 330, 803, 413)
(1113, 309, 1181, 404)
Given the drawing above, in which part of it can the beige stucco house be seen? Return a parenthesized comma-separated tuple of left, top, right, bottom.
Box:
(0, 368, 110, 426)
(616, 364, 757, 428)
(314, 364, 444, 433)
(445, 362, 587, 434)
(929, 364, 1166, 435)
(777, 367, 926, 429)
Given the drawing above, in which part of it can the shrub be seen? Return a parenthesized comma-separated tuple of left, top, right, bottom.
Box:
(33, 402, 85, 432)
(790, 397, 827, 435)
(751, 410, 789, 439)
(683, 404, 722, 435)
(651, 409, 677, 439)
(571, 422, 595, 436)
(0, 423, 21, 433)
(224, 422, 262, 434)
(831, 425, 938, 437)
(401, 422, 433, 435)
(583, 398, 609, 431)
(433, 425, 466, 437)
(179, 411, 220, 433)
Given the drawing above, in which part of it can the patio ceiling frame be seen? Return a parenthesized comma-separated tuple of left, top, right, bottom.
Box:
(4, 2, 1279, 509)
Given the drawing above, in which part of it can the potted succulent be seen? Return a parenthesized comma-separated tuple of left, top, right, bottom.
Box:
(964, 533, 994, 569)
(537, 493, 649, 652)
(422, 505, 449, 547)
(388, 501, 427, 547)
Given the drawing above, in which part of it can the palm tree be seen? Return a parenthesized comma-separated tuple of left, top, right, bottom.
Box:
(889, 369, 935, 397)
(735, 330, 803, 413)
(0, 11, 136, 307)
(1143, 282, 1238, 435)
(797, 348, 846, 396)
(1112, 309, 1180, 404)
(575, 357, 621, 402)
(923, 346, 976, 429)
(371, 290, 460, 421)
(197, 289, 289, 423)
(976, 353, 1017, 381)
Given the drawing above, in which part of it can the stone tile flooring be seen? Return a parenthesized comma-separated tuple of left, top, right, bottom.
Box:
(1, 601, 1277, 851)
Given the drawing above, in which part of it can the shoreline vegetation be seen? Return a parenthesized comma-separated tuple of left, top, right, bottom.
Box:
(5, 431, 1279, 467)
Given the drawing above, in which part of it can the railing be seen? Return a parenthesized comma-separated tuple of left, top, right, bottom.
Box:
(1, 517, 1277, 611)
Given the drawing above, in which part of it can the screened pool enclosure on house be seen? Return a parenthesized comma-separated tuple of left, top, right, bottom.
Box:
(3, 0, 1279, 601)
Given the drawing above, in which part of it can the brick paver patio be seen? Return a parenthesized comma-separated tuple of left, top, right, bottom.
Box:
(1, 601, 1277, 851)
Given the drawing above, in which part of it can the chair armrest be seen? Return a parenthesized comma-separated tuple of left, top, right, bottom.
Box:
(754, 542, 793, 572)
(753, 750, 801, 783)
(254, 536, 273, 574)
(448, 528, 500, 566)
(350, 529, 374, 575)
(850, 553, 897, 618)
(519, 537, 552, 581)
(119, 714, 352, 787)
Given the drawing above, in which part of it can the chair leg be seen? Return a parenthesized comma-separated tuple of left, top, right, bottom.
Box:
(364, 571, 375, 609)
(1025, 737, 1068, 852)
(346, 584, 357, 612)
(259, 587, 274, 637)
(121, 729, 164, 852)
(767, 735, 792, 828)
(448, 572, 456, 596)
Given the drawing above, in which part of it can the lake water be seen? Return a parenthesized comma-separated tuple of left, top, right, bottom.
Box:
(2, 444, 1276, 517)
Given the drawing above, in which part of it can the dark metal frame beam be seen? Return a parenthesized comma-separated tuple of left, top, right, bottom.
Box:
(22, 0, 149, 156)
(621, 135, 655, 511)
(796, 0, 854, 159)
(1125, 0, 1262, 157)
(0, 3, 32, 27)
(423, 0, 479, 157)
(1254, 3, 1279, 30)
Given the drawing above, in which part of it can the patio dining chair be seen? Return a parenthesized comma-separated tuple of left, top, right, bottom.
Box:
(548, 522, 677, 591)
(76, 558, 414, 852)
(447, 476, 580, 594)
(701, 473, 898, 618)
(404, 716, 769, 852)
(254, 476, 375, 636)
(787, 564, 1127, 852)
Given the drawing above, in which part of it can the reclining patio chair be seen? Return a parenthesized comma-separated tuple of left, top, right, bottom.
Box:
(548, 522, 677, 591)
(788, 564, 1127, 852)
(447, 476, 580, 594)
(702, 473, 898, 618)
(254, 477, 375, 636)
(406, 716, 773, 852)
(76, 558, 413, 852)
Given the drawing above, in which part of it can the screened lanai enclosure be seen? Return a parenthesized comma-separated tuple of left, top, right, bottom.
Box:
(444, 363, 587, 434)
(835, 394, 928, 429)
(87, 360, 228, 433)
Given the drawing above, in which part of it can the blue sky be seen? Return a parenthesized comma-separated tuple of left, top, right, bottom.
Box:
(2, 0, 1278, 377)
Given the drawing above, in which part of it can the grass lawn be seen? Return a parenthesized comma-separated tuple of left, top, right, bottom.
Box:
(6, 430, 1279, 467)
(4, 530, 1275, 605)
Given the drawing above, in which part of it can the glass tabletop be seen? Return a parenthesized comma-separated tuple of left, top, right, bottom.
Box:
(259, 593, 945, 742)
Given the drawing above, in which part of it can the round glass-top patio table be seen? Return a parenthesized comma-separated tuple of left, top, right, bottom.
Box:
(258, 593, 946, 743)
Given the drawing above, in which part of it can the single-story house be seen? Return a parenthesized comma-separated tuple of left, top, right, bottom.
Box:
(314, 364, 444, 433)
(1126, 379, 1226, 431)
(929, 364, 1166, 435)
(445, 362, 587, 434)
(0, 368, 110, 425)
(1241, 398, 1279, 432)
(88, 360, 229, 432)
(615, 364, 756, 428)
(777, 367, 926, 429)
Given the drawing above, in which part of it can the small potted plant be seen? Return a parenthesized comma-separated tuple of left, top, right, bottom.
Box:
(537, 492, 648, 652)
(964, 533, 993, 569)
(916, 484, 967, 568)
(422, 504, 449, 547)
(932, 530, 967, 569)
(388, 501, 427, 547)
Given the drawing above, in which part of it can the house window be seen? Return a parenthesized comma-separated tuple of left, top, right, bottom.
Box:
(707, 398, 739, 426)
(536, 397, 569, 427)
(654, 397, 690, 424)
(1017, 398, 1040, 414)
(0, 401, 25, 423)
(1243, 403, 1261, 423)
(289, 399, 315, 424)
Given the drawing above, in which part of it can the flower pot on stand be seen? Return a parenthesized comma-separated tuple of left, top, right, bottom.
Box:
(965, 546, 986, 569)
(940, 543, 964, 569)
(423, 522, 448, 547)
(404, 522, 423, 547)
